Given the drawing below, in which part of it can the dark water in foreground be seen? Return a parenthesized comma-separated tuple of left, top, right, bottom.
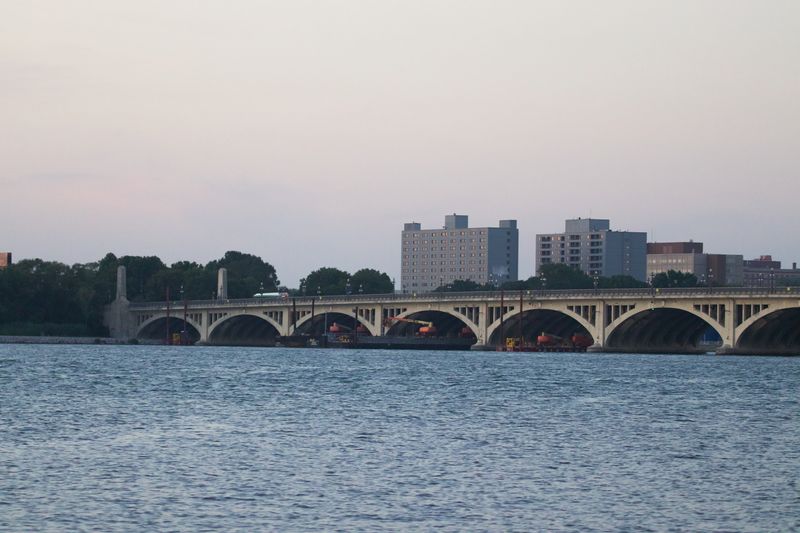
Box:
(1, 345, 798, 532)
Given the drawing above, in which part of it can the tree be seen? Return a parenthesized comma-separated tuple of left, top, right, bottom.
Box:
(651, 270, 698, 288)
(349, 268, 393, 294)
(537, 263, 594, 290)
(432, 279, 502, 292)
(118, 255, 168, 301)
(206, 251, 279, 298)
(501, 277, 543, 290)
(300, 267, 350, 295)
(599, 275, 648, 289)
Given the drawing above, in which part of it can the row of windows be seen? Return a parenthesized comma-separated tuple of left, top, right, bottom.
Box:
(540, 234, 605, 242)
(403, 260, 488, 268)
(403, 246, 487, 253)
(404, 238, 487, 245)
(403, 252, 486, 260)
(404, 231, 487, 239)
(404, 267, 486, 275)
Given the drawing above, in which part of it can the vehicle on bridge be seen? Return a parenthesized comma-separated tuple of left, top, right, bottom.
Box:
(253, 292, 289, 299)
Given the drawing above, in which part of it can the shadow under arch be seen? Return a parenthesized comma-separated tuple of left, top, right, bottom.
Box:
(385, 310, 475, 340)
(487, 309, 592, 348)
(606, 308, 721, 354)
(207, 314, 280, 346)
(294, 312, 374, 337)
(736, 307, 800, 355)
(138, 316, 201, 344)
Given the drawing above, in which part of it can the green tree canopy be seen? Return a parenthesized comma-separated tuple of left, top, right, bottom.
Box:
(536, 263, 594, 290)
(651, 270, 698, 288)
(206, 251, 279, 298)
(433, 279, 494, 292)
(599, 275, 648, 289)
(501, 277, 544, 290)
(350, 268, 394, 294)
(300, 267, 350, 295)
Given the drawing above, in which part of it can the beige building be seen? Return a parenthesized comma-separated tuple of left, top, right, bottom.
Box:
(0, 252, 11, 269)
(401, 214, 519, 293)
(647, 242, 743, 285)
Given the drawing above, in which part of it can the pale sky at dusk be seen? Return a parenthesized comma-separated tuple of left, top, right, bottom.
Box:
(2, 1, 798, 287)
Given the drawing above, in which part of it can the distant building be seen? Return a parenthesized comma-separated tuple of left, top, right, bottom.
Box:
(743, 255, 800, 287)
(0, 252, 11, 269)
(647, 242, 743, 285)
(535, 218, 647, 280)
(401, 214, 519, 293)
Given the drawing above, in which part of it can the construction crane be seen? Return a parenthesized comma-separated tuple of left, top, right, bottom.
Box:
(385, 316, 437, 336)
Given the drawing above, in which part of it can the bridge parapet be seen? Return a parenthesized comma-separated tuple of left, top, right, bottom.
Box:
(127, 286, 798, 311)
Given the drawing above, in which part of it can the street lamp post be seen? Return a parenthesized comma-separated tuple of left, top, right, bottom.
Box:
(181, 284, 187, 345)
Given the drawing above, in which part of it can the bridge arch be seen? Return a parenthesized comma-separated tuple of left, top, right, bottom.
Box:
(137, 315, 202, 344)
(486, 307, 595, 348)
(736, 305, 800, 355)
(385, 309, 478, 341)
(207, 312, 281, 346)
(294, 312, 377, 337)
(605, 304, 726, 354)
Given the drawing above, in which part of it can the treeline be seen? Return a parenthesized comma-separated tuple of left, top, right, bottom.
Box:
(0, 251, 276, 336)
(434, 263, 649, 292)
(0, 251, 396, 337)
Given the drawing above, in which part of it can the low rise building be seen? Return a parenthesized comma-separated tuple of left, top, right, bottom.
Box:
(535, 218, 647, 280)
(647, 242, 743, 285)
(401, 214, 519, 293)
(743, 255, 800, 287)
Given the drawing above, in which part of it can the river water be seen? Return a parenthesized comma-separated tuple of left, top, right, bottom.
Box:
(1, 345, 798, 532)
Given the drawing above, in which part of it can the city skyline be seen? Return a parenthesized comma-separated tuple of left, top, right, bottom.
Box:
(3, 1, 799, 287)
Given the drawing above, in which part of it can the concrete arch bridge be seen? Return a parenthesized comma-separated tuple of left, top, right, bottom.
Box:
(105, 273, 800, 356)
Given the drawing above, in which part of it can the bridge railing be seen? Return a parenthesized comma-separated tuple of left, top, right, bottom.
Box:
(126, 286, 797, 311)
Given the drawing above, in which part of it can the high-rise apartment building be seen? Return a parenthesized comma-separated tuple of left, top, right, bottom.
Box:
(401, 214, 518, 293)
(535, 218, 647, 280)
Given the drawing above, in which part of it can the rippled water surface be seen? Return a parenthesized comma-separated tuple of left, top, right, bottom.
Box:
(1, 345, 798, 531)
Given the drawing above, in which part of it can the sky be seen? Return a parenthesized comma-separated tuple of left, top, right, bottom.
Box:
(2, 1, 799, 287)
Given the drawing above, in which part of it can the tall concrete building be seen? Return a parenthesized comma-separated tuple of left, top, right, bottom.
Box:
(535, 218, 647, 280)
(401, 214, 518, 293)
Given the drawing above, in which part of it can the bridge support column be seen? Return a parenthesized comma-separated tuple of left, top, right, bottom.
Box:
(587, 299, 606, 352)
(198, 311, 210, 344)
(716, 298, 738, 355)
(470, 302, 491, 350)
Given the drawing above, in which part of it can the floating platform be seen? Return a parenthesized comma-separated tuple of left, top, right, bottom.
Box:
(277, 334, 475, 350)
